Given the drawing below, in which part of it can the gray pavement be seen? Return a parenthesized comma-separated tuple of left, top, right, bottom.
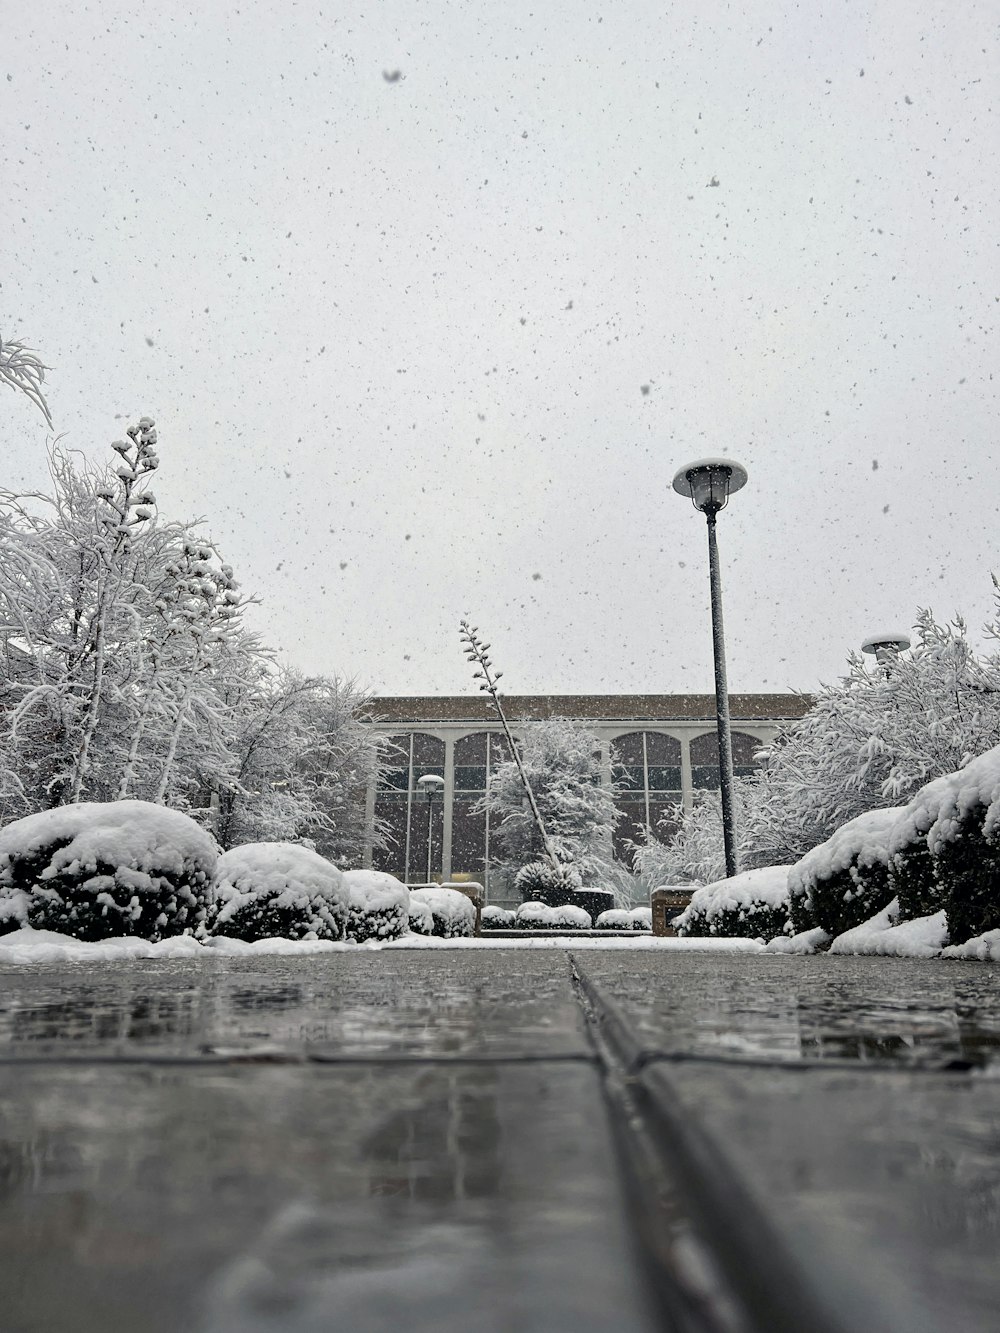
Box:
(0, 949, 997, 1331)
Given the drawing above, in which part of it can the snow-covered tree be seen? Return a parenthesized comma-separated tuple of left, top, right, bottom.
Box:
(481, 717, 621, 881)
(654, 604, 1000, 878)
(213, 669, 387, 866)
(1, 334, 52, 428)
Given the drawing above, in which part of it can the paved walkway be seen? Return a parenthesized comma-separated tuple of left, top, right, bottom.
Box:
(0, 950, 997, 1331)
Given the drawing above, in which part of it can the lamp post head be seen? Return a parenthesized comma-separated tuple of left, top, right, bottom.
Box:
(861, 632, 911, 667)
(416, 773, 445, 801)
(672, 458, 748, 515)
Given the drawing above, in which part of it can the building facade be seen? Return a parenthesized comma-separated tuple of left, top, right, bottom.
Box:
(364, 694, 809, 899)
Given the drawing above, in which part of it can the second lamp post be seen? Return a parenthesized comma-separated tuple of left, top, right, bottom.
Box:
(416, 772, 445, 883)
(673, 458, 748, 879)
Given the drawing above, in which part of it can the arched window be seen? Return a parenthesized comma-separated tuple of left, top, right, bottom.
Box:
(610, 731, 682, 863)
(451, 731, 512, 880)
(689, 730, 761, 790)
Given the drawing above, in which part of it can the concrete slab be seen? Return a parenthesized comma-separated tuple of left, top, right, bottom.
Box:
(0, 1060, 656, 1333)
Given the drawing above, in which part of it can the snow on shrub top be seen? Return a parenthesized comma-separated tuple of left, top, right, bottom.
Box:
(677, 865, 790, 927)
(0, 800, 218, 887)
(887, 743, 1000, 857)
(596, 909, 632, 928)
(410, 885, 476, 926)
(213, 842, 345, 917)
(341, 869, 409, 912)
(788, 807, 903, 894)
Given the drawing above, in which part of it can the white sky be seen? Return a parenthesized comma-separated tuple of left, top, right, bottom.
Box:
(4, 0, 998, 697)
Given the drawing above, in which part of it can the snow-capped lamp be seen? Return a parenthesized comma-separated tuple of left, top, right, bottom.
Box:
(671, 457, 748, 514)
(672, 456, 749, 880)
(861, 631, 911, 671)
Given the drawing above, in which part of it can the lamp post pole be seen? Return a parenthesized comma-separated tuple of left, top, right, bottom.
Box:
(705, 507, 738, 878)
(673, 458, 748, 880)
(416, 773, 445, 883)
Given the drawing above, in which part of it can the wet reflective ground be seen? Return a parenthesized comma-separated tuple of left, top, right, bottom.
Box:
(0, 950, 998, 1331)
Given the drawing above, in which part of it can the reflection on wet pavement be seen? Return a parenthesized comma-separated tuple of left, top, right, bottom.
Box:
(575, 953, 1000, 1068)
(0, 1061, 653, 1333)
(0, 953, 590, 1060)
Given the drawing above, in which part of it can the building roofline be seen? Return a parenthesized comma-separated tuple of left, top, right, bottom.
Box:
(363, 693, 812, 724)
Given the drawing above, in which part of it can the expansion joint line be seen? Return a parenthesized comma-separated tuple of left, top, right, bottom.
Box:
(566, 955, 874, 1333)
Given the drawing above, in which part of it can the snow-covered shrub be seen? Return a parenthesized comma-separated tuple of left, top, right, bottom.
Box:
(629, 906, 652, 931)
(409, 885, 476, 938)
(0, 800, 218, 942)
(787, 807, 902, 937)
(676, 866, 791, 940)
(341, 869, 409, 943)
(482, 905, 516, 930)
(887, 746, 1000, 942)
(515, 901, 592, 930)
(514, 860, 582, 902)
(207, 842, 347, 942)
(595, 909, 633, 931)
(407, 893, 435, 935)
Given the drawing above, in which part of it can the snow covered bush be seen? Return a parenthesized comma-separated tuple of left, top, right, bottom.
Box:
(515, 901, 592, 930)
(341, 869, 409, 943)
(629, 906, 652, 931)
(514, 859, 582, 902)
(887, 745, 1000, 942)
(787, 807, 903, 937)
(676, 866, 791, 940)
(408, 885, 476, 938)
(207, 842, 347, 942)
(406, 893, 435, 935)
(482, 905, 516, 929)
(595, 909, 633, 930)
(0, 800, 218, 941)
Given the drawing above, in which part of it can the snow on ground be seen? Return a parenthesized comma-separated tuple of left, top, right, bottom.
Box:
(942, 930, 1000, 963)
(828, 898, 949, 958)
(764, 927, 831, 955)
(0, 926, 766, 962)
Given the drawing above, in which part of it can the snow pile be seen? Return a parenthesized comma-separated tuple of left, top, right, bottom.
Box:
(888, 744, 1000, 940)
(408, 885, 476, 938)
(481, 905, 516, 929)
(764, 927, 830, 955)
(341, 869, 409, 943)
(788, 807, 902, 936)
(676, 866, 791, 941)
(942, 930, 1000, 963)
(208, 842, 347, 942)
(0, 927, 209, 963)
(828, 897, 949, 958)
(0, 800, 217, 942)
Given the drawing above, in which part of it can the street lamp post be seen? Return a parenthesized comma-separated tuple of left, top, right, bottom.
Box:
(673, 458, 748, 879)
(416, 773, 445, 883)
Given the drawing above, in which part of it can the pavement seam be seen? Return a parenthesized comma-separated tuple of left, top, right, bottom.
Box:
(0, 1050, 599, 1067)
(568, 956, 898, 1333)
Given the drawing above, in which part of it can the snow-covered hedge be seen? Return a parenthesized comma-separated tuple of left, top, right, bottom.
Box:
(408, 885, 476, 938)
(595, 906, 652, 931)
(207, 842, 347, 942)
(482, 905, 516, 929)
(676, 866, 791, 940)
(888, 744, 1000, 940)
(787, 807, 902, 937)
(515, 901, 592, 930)
(0, 801, 218, 942)
(341, 869, 409, 943)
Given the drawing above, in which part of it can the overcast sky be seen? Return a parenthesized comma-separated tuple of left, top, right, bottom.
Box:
(4, 1, 998, 699)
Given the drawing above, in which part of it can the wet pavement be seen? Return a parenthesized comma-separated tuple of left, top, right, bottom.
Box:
(0, 950, 997, 1331)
